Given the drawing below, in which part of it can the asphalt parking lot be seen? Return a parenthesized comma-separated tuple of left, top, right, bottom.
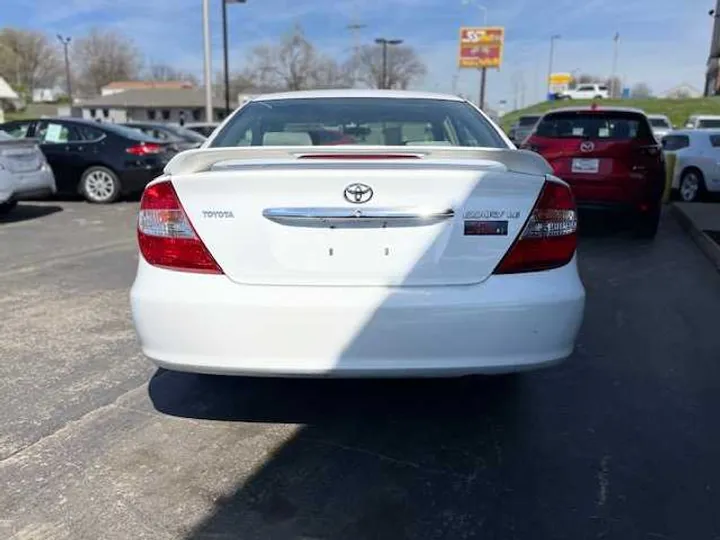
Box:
(2, 200, 720, 540)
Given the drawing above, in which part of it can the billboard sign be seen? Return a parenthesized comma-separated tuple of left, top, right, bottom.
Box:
(548, 72, 572, 95)
(458, 27, 504, 69)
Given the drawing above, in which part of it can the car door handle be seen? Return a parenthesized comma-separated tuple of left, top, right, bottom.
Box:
(262, 207, 455, 228)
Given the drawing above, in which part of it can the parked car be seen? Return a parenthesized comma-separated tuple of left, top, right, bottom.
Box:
(183, 122, 220, 138)
(123, 122, 206, 152)
(0, 117, 176, 203)
(522, 105, 665, 238)
(662, 129, 720, 202)
(683, 115, 720, 129)
(557, 83, 610, 100)
(508, 114, 542, 144)
(131, 89, 586, 378)
(0, 130, 56, 215)
(647, 114, 673, 142)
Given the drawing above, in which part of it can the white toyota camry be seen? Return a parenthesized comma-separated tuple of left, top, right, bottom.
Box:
(130, 90, 586, 377)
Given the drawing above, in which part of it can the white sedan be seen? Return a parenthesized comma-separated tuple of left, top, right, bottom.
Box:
(0, 131, 56, 214)
(130, 90, 586, 378)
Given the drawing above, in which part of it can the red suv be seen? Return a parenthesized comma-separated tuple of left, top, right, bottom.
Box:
(522, 106, 665, 239)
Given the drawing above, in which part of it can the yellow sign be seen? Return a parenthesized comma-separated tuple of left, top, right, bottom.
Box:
(458, 27, 505, 69)
(549, 73, 572, 85)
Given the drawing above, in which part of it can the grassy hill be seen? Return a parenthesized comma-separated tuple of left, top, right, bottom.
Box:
(499, 97, 720, 131)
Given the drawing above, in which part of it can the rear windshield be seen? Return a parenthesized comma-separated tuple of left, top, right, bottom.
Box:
(518, 116, 540, 126)
(662, 135, 690, 151)
(210, 98, 507, 148)
(534, 112, 653, 140)
(698, 119, 720, 128)
(650, 118, 670, 128)
(99, 122, 160, 142)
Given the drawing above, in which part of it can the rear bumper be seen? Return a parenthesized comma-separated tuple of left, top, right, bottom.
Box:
(130, 257, 586, 377)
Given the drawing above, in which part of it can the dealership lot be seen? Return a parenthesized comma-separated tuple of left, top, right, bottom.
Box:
(1, 201, 720, 539)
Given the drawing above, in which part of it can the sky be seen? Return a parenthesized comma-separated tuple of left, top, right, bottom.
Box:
(1, 0, 714, 110)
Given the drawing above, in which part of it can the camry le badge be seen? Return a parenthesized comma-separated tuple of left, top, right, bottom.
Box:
(344, 183, 373, 204)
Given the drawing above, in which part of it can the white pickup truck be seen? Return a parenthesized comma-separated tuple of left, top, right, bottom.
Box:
(557, 83, 610, 100)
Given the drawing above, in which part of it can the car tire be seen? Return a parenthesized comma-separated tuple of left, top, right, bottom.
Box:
(678, 168, 705, 203)
(80, 166, 121, 204)
(0, 200, 18, 215)
(594, 95, 603, 99)
(633, 207, 661, 240)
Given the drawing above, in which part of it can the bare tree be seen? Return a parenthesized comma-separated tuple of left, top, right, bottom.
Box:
(0, 28, 62, 97)
(346, 44, 426, 89)
(145, 63, 198, 85)
(244, 25, 350, 91)
(73, 28, 142, 95)
(630, 82, 652, 99)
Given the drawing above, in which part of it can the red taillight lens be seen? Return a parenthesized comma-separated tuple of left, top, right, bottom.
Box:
(137, 180, 223, 274)
(127, 143, 163, 156)
(493, 179, 578, 274)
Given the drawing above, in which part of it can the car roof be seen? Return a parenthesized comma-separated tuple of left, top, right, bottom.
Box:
(669, 129, 720, 136)
(250, 89, 466, 102)
(693, 115, 720, 119)
(123, 121, 173, 128)
(542, 106, 647, 116)
(647, 114, 670, 119)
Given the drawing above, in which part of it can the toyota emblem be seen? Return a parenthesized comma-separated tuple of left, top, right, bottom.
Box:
(580, 141, 595, 153)
(344, 183, 373, 204)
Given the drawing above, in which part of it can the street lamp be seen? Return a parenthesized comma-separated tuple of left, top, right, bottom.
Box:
(374, 38, 403, 89)
(547, 34, 561, 98)
(56, 35, 73, 104)
(222, 0, 247, 117)
(202, 0, 213, 122)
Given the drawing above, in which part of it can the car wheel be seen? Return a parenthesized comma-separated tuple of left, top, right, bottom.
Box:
(80, 166, 121, 204)
(633, 207, 661, 240)
(594, 95, 604, 99)
(679, 169, 705, 202)
(0, 200, 18, 215)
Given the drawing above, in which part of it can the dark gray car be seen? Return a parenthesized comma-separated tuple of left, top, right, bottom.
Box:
(122, 122, 206, 152)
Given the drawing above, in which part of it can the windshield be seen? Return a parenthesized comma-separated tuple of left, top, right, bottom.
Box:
(534, 112, 653, 140)
(518, 116, 540, 127)
(650, 118, 670, 128)
(210, 98, 507, 148)
(100, 122, 161, 142)
(164, 124, 207, 143)
(698, 119, 720, 128)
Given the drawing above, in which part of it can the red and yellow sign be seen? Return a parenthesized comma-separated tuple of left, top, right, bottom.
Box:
(458, 26, 504, 69)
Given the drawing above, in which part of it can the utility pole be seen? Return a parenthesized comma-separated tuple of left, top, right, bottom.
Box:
(202, 0, 213, 122)
(610, 32, 620, 98)
(222, 0, 247, 117)
(452, 71, 459, 95)
(547, 34, 561, 98)
(461, 0, 489, 110)
(56, 35, 72, 103)
(375, 38, 403, 89)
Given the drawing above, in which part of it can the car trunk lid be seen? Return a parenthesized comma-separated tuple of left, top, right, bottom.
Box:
(165, 147, 550, 287)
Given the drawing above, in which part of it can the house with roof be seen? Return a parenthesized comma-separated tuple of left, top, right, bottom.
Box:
(76, 88, 226, 124)
(100, 80, 195, 96)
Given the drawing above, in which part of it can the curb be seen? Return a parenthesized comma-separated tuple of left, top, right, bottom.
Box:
(671, 204, 720, 272)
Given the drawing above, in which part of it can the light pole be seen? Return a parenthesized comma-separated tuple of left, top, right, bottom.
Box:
(461, 0, 488, 109)
(222, 0, 247, 117)
(202, 0, 213, 122)
(547, 34, 561, 98)
(375, 38, 403, 89)
(610, 32, 620, 98)
(56, 35, 72, 103)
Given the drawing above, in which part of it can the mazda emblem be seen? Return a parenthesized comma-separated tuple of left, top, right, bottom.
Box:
(580, 141, 595, 152)
(344, 183, 373, 204)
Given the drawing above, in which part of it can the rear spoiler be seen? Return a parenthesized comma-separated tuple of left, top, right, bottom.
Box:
(163, 146, 553, 177)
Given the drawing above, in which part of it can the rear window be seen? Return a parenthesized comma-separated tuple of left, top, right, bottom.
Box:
(698, 119, 720, 129)
(534, 112, 653, 140)
(518, 116, 540, 126)
(662, 135, 690, 151)
(210, 98, 507, 148)
(650, 118, 670, 128)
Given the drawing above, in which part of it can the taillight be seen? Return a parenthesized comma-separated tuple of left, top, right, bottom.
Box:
(493, 179, 578, 274)
(137, 180, 223, 274)
(127, 142, 163, 156)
